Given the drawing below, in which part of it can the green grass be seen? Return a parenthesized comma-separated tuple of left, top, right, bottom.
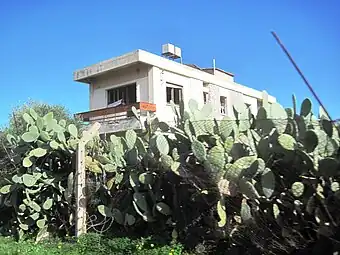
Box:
(0, 233, 187, 255)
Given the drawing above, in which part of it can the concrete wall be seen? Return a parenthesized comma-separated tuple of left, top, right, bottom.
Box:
(148, 67, 205, 124)
(85, 55, 276, 132)
(138, 50, 277, 103)
(89, 63, 149, 110)
(88, 63, 272, 125)
(146, 67, 261, 124)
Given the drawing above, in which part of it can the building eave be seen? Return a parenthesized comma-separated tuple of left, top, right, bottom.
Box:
(73, 50, 141, 83)
(73, 49, 276, 103)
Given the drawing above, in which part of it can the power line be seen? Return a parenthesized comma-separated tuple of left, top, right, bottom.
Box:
(271, 31, 333, 122)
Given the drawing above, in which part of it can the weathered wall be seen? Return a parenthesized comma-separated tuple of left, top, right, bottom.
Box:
(89, 63, 149, 110)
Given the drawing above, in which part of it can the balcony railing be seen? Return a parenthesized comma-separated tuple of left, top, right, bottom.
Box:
(75, 102, 156, 122)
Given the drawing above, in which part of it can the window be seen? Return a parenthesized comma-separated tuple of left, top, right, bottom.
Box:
(166, 84, 182, 105)
(257, 99, 262, 109)
(203, 92, 209, 104)
(107, 83, 136, 105)
(220, 96, 227, 115)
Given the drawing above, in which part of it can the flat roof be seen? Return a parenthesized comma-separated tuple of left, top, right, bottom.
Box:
(203, 68, 234, 77)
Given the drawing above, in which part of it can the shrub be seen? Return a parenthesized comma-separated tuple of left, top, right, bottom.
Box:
(0, 95, 339, 254)
(0, 233, 186, 255)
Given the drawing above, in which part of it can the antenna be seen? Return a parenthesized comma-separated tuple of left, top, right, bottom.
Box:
(271, 31, 333, 122)
(213, 58, 216, 72)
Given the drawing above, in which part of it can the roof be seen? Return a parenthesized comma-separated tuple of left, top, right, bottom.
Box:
(203, 67, 234, 77)
(184, 64, 202, 70)
(184, 64, 234, 77)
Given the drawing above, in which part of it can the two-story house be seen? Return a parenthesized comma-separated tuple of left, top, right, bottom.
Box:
(74, 44, 276, 134)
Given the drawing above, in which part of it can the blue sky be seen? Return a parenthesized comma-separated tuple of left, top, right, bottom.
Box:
(0, 0, 339, 126)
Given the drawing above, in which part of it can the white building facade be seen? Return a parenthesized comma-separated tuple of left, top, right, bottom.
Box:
(74, 48, 276, 134)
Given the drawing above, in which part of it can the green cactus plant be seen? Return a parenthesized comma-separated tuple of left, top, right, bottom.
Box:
(291, 182, 304, 197)
(217, 198, 227, 227)
(191, 138, 206, 162)
(261, 168, 275, 198)
(156, 134, 170, 155)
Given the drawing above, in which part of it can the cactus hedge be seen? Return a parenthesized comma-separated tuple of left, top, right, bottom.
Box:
(0, 96, 339, 254)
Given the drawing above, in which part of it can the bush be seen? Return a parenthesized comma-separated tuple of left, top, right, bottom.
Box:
(0, 233, 186, 255)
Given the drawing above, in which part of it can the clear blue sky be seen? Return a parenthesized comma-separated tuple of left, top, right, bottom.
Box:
(0, 0, 339, 127)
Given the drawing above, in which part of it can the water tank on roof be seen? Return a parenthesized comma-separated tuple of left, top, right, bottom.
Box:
(162, 43, 181, 59)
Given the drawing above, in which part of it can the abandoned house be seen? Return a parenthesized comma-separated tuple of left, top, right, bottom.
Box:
(74, 43, 276, 134)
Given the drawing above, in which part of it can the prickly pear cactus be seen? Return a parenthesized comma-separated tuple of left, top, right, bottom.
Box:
(1, 110, 83, 241)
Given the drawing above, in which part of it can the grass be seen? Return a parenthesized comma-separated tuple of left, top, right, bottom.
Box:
(0, 233, 187, 255)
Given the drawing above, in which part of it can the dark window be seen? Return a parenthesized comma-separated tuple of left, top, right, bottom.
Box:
(107, 83, 136, 105)
(203, 92, 209, 104)
(166, 87, 172, 103)
(166, 85, 182, 105)
(257, 99, 262, 109)
(220, 96, 227, 115)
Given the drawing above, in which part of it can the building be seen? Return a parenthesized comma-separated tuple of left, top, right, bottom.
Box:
(74, 44, 276, 134)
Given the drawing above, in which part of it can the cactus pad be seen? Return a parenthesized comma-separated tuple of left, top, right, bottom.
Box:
(192, 138, 206, 162)
(240, 198, 252, 223)
(291, 182, 304, 197)
(125, 129, 137, 150)
(156, 134, 170, 155)
(225, 156, 257, 182)
(278, 134, 297, 151)
(261, 168, 275, 198)
(217, 199, 227, 227)
(304, 130, 318, 153)
(156, 202, 172, 216)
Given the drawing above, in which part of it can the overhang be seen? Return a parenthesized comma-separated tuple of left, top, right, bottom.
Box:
(73, 49, 276, 103)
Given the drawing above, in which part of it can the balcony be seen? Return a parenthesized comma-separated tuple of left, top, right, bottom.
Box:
(75, 102, 156, 134)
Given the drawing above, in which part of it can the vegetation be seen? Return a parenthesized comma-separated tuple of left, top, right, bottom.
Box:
(0, 233, 185, 255)
(3, 100, 83, 136)
(0, 95, 339, 254)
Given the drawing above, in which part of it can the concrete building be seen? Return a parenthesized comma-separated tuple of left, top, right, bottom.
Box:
(74, 44, 276, 134)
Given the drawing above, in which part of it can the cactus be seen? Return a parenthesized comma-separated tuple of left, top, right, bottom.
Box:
(277, 134, 297, 151)
(125, 213, 136, 226)
(133, 192, 150, 213)
(217, 199, 227, 227)
(261, 168, 275, 198)
(160, 155, 173, 170)
(240, 198, 252, 223)
(270, 103, 288, 134)
(331, 182, 339, 192)
(139, 173, 154, 185)
(304, 130, 319, 153)
(22, 127, 40, 143)
(225, 156, 257, 182)
(98, 205, 113, 217)
(156, 134, 170, 155)
(191, 138, 207, 162)
(1, 94, 340, 247)
(155, 202, 172, 216)
(238, 178, 260, 199)
(237, 106, 251, 132)
(206, 145, 225, 176)
(300, 98, 312, 117)
(219, 116, 234, 140)
(291, 182, 304, 198)
(125, 129, 137, 150)
(273, 204, 280, 219)
(318, 157, 339, 178)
